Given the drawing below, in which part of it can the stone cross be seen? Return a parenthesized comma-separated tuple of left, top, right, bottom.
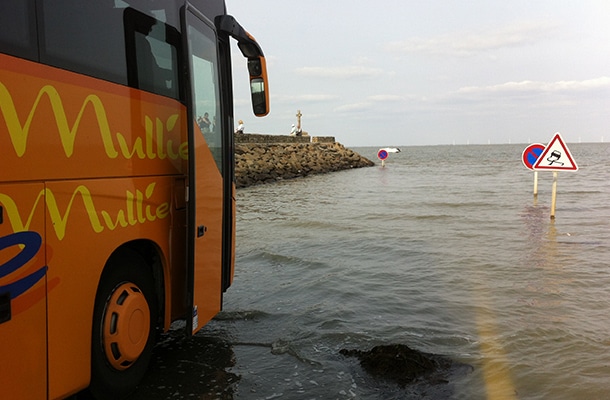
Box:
(296, 109, 302, 131)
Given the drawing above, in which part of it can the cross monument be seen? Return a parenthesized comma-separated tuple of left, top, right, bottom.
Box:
(296, 109, 302, 131)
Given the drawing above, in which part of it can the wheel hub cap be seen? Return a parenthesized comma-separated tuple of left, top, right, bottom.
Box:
(103, 282, 151, 370)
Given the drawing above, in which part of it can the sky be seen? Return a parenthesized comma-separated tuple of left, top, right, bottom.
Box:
(226, 1, 610, 147)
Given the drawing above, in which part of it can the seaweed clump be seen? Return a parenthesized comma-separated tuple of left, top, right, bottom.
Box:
(340, 344, 453, 387)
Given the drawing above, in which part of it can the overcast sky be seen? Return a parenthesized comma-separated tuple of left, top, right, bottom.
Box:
(227, 1, 610, 147)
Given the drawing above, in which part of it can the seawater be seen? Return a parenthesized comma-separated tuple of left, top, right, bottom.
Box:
(203, 143, 610, 399)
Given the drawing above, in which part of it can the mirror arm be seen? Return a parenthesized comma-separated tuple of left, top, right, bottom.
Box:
(216, 15, 264, 58)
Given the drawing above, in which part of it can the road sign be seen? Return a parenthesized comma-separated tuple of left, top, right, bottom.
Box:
(533, 132, 578, 171)
(377, 149, 388, 160)
(522, 143, 545, 170)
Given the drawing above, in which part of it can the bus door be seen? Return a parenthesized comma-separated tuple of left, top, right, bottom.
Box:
(0, 183, 48, 398)
(184, 8, 227, 335)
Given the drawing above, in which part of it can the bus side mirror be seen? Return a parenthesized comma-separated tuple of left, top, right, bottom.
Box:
(248, 57, 269, 116)
(217, 15, 269, 117)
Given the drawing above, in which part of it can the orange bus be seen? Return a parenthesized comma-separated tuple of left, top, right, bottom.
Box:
(0, 1, 268, 399)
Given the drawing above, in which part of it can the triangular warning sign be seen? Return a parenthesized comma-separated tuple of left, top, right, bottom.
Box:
(533, 132, 578, 171)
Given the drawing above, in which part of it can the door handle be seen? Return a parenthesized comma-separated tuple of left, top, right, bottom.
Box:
(197, 225, 207, 238)
(0, 293, 11, 324)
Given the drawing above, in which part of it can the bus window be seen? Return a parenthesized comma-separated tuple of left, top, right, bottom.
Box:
(40, 0, 128, 85)
(0, 0, 37, 61)
(124, 8, 182, 99)
(40, 1, 183, 99)
(189, 22, 223, 171)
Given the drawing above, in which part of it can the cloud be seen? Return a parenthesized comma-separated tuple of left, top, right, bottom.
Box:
(420, 77, 610, 116)
(386, 21, 560, 57)
(367, 94, 406, 102)
(295, 66, 385, 79)
(455, 77, 610, 97)
(333, 102, 372, 113)
(333, 95, 414, 114)
(278, 94, 340, 104)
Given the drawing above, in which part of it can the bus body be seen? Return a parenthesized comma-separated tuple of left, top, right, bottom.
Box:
(0, 1, 268, 399)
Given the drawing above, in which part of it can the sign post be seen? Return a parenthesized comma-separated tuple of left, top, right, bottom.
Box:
(522, 143, 545, 200)
(550, 172, 558, 219)
(377, 149, 388, 167)
(377, 148, 400, 168)
(532, 132, 578, 220)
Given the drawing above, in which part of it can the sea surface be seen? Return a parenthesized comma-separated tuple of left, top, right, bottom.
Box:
(132, 143, 610, 400)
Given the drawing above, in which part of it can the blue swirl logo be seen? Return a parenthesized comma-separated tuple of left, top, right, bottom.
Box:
(0, 231, 47, 299)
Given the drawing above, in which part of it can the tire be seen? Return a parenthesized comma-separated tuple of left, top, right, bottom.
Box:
(89, 249, 158, 400)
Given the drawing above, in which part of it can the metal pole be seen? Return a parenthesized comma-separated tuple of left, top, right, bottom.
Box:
(550, 171, 558, 219)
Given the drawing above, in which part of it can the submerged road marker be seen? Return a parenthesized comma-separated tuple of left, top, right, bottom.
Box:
(521, 143, 545, 200)
(377, 149, 388, 167)
(532, 133, 578, 219)
(377, 147, 400, 167)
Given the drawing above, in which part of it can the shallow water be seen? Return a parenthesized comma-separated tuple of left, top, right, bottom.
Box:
(132, 142, 610, 399)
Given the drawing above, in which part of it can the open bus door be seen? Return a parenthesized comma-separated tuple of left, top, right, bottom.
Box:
(184, 8, 226, 335)
(184, 7, 268, 335)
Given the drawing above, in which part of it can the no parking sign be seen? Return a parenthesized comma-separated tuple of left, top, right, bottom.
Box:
(521, 144, 545, 170)
(377, 149, 388, 161)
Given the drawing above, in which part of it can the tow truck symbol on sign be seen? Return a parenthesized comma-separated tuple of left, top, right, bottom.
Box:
(533, 132, 578, 171)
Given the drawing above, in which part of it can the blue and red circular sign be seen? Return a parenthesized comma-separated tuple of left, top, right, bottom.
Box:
(377, 149, 388, 160)
(522, 144, 545, 170)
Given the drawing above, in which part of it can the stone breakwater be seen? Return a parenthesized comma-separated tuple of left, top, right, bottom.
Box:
(234, 138, 374, 188)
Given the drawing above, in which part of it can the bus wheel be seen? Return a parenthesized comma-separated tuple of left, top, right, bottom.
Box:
(89, 249, 158, 399)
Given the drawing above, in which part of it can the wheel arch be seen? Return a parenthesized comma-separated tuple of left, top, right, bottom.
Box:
(103, 239, 167, 331)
